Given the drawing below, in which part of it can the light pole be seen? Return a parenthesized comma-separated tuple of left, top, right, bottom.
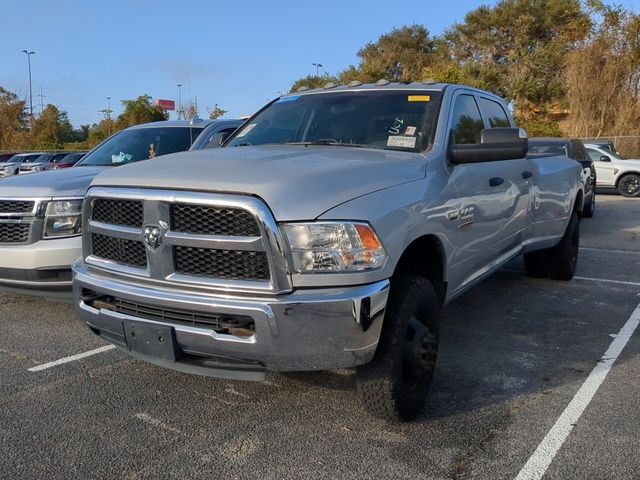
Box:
(312, 62, 323, 77)
(106, 97, 112, 135)
(22, 50, 35, 129)
(177, 83, 183, 119)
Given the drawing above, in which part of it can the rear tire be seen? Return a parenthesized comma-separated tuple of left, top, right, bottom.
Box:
(356, 275, 439, 421)
(618, 174, 640, 198)
(582, 191, 595, 218)
(549, 212, 580, 280)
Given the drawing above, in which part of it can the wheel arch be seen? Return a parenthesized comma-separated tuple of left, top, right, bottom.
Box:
(392, 234, 447, 304)
(615, 171, 640, 188)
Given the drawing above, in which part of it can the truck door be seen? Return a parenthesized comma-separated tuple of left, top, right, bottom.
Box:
(446, 93, 515, 283)
(477, 96, 532, 252)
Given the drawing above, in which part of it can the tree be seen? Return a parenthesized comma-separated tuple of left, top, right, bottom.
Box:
(565, 2, 640, 141)
(445, 0, 591, 114)
(116, 95, 168, 129)
(289, 74, 338, 93)
(0, 87, 27, 149)
(208, 104, 227, 120)
(31, 104, 74, 149)
(354, 25, 436, 82)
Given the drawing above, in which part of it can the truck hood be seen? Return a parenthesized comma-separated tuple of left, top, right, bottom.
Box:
(0, 166, 108, 197)
(91, 145, 427, 220)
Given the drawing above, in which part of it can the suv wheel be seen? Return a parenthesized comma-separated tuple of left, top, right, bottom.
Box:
(356, 275, 439, 421)
(618, 174, 640, 198)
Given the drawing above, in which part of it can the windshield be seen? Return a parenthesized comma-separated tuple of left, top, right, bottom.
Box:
(226, 90, 442, 152)
(77, 126, 204, 167)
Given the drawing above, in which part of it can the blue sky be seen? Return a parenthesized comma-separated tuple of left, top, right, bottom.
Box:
(1, 0, 639, 128)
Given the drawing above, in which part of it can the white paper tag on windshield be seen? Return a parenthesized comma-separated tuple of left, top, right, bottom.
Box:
(387, 136, 416, 148)
(236, 123, 257, 138)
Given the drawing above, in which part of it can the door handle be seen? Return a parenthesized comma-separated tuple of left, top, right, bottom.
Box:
(522, 171, 533, 179)
(489, 177, 505, 187)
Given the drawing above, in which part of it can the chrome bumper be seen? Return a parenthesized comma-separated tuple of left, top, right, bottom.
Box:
(72, 261, 389, 380)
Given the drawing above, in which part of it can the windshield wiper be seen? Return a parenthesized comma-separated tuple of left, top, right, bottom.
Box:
(286, 140, 366, 148)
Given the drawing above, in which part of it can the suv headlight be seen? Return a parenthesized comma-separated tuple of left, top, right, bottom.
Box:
(283, 222, 386, 273)
(43, 199, 83, 238)
(2, 165, 12, 171)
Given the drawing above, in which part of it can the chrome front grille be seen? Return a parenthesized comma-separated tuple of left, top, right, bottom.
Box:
(170, 204, 260, 236)
(0, 199, 42, 244)
(91, 233, 147, 268)
(0, 200, 35, 214)
(84, 188, 292, 294)
(174, 246, 270, 280)
(92, 199, 143, 227)
(0, 223, 30, 243)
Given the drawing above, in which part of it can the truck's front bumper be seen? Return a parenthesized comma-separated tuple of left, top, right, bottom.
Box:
(0, 236, 81, 299)
(72, 261, 389, 381)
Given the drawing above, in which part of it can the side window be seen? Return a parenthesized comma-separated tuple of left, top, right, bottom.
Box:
(478, 98, 511, 128)
(586, 148, 601, 161)
(450, 95, 484, 145)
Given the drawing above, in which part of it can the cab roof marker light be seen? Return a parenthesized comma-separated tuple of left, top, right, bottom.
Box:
(323, 82, 338, 89)
(375, 79, 390, 86)
(347, 81, 363, 87)
(296, 86, 310, 92)
(423, 79, 437, 85)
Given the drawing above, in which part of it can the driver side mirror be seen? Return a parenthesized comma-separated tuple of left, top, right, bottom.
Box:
(600, 155, 611, 162)
(206, 132, 230, 149)
(450, 128, 528, 164)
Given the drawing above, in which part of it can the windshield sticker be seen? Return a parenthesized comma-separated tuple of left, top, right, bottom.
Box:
(405, 126, 417, 136)
(236, 123, 257, 138)
(111, 152, 133, 164)
(387, 136, 416, 148)
(275, 95, 300, 104)
(388, 117, 404, 135)
(408, 95, 430, 102)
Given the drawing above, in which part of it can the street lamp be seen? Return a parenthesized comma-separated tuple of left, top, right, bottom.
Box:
(21, 50, 35, 129)
(177, 83, 183, 119)
(312, 62, 323, 77)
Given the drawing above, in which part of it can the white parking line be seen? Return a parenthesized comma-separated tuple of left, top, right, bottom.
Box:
(515, 302, 640, 480)
(579, 246, 640, 255)
(27, 345, 116, 372)
(574, 276, 640, 287)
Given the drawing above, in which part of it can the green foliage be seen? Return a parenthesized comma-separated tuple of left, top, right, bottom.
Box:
(116, 95, 168, 129)
(31, 104, 75, 150)
(209, 104, 227, 120)
(290, 75, 338, 93)
(518, 119, 564, 137)
(0, 87, 27, 149)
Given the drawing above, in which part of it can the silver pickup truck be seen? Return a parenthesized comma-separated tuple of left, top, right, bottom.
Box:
(73, 83, 583, 420)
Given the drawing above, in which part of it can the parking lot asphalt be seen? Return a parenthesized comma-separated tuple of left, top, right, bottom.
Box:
(0, 194, 638, 480)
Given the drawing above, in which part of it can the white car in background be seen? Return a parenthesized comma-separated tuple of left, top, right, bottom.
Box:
(584, 144, 640, 197)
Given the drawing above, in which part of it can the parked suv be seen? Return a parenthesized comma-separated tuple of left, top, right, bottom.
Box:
(0, 153, 47, 178)
(584, 144, 640, 197)
(44, 152, 86, 170)
(0, 119, 242, 299)
(73, 83, 583, 420)
(529, 138, 596, 217)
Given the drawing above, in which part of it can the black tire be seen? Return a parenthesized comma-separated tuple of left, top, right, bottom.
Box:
(582, 191, 595, 218)
(549, 212, 580, 280)
(523, 250, 550, 278)
(617, 174, 640, 198)
(356, 274, 439, 421)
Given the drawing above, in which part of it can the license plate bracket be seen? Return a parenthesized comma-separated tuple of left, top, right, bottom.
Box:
(122, 320, 182, 361)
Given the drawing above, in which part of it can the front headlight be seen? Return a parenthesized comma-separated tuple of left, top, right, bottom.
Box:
(43, 199, 83, 238)
(283, 222, 386, 273)
(2, 166, 12, 171)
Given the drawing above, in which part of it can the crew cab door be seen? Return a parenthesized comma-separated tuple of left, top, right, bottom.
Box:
(446, 93, 530, 286)
(586, 147, 616, 186)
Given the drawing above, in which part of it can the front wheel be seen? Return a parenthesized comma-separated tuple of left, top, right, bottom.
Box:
(356, 275, 440, 421)
(618, 174, 640, 198)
